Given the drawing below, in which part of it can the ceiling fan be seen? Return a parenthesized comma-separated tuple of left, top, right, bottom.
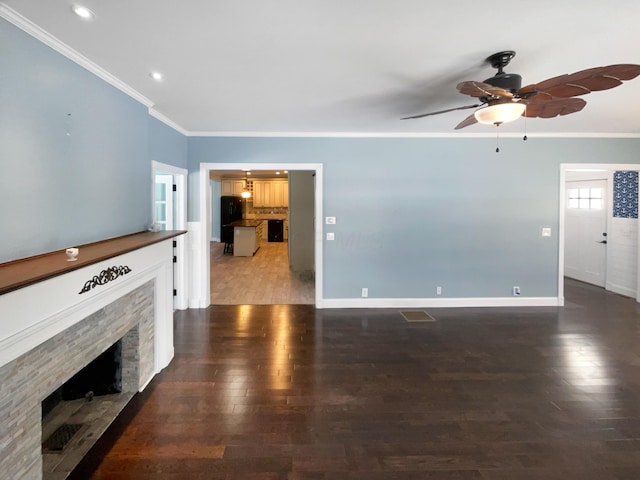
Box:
(402, 51, 640, 130)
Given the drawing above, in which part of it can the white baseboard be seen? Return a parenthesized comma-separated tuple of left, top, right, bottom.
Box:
(320, 296, 561, 309)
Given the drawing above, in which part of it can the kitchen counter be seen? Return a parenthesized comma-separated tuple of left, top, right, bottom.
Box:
(226, 219, 264, 228)
(231, 221, 265, 256)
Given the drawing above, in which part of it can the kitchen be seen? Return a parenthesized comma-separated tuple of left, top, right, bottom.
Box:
(210, 170, 315, 305)
(221, 173, 289, 256)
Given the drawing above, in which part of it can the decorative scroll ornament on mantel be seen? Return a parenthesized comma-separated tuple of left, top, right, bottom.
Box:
(78, 265, 132, 294)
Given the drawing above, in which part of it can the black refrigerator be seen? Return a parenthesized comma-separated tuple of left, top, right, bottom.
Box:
(221, 196, 242, 244)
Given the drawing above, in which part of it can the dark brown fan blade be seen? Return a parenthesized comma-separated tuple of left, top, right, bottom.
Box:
(457, 81, 513, 99)
(454, 113, 478, 130)
(518, 64, 640, 98)
(401, 103, 480, 120)
(522, 97, 586, 118)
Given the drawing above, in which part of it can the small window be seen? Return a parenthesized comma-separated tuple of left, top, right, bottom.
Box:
(568, 187, 603, 209)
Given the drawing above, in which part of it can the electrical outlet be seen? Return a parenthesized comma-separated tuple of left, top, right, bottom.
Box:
(326, 232, 335, 241)
(361, 287, 368, 298)
(325, 216, 336, 224)
(436, 286, 442, 295)
(513, 286, 521, 296)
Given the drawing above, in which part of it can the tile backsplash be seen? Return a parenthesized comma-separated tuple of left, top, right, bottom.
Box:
(245, 203, 288, 219)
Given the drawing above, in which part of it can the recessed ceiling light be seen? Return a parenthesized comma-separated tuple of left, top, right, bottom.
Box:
(71, 5, 95, 20)
(246, 172, 251, 175)
(149, 71, 164, 82)
(284, 170, 289, 174)
(275, 171, 281, 175)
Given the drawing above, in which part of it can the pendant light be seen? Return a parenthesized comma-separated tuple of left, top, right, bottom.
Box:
(241, 172, 251, 198)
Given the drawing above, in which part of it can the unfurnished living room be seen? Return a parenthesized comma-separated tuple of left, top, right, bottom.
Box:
(3, 1, 640, 479)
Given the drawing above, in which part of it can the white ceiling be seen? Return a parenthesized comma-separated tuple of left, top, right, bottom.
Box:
(3, 0, 640, 135)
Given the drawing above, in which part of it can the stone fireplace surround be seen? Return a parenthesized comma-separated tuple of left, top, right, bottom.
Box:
(0, 232, 181, 479)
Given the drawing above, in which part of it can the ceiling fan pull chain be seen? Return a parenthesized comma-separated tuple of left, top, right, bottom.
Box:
(496, 129, 500, 153)
(523, 104, 528, 141)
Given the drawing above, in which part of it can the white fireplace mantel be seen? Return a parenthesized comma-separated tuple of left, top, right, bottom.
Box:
(0, 231, 184, 378)
(0, 231, 185, 479)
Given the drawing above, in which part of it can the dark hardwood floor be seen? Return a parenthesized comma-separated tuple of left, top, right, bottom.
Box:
(70, 279, 640, 479)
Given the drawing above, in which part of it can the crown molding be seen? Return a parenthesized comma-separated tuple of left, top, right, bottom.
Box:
(1, 3, 154, 108)
(187, 130, 640, 139)
(3, 5, 639, 141)
(148, 108, 189, 136)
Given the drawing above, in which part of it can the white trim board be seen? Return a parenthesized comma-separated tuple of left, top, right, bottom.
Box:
(188, 131, 640, 139)
(197, 162, 324, 309)
(151, 161, 188, 310)
(4, 4, 639, 141)
(322, 297, 561, 309)
(0, 4, 152, 108)
(559, 163, 640, 304)
(149, 108, 189, 136)
(0, 4, 191, 135)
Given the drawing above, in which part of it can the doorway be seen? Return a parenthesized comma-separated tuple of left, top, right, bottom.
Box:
(151, 161, 188, 310)
(199, 163, 324, 308)
(564, 178, 607, 287)
(559, 163, 640, 305)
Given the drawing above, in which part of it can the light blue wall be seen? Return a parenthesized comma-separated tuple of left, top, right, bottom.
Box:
(149, 116, 187, 169)
(5, 14, 638, 301)
(0, 19, 186, 263)
(188, 136, 640, 299)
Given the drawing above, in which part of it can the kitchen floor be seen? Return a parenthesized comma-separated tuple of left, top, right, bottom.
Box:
(210, 240, 315, 304)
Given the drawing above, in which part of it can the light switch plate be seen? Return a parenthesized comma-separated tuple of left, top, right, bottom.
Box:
(326, 232, 335, 241)
(325, 216, 336, 224)
(541, 227, 552, 237)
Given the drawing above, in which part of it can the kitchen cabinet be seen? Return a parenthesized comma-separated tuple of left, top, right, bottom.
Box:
(273, 181, 288, 207)
(221, 180, 245, 196)
(253, 180, 288, 207)
(253, 181, 270, 207)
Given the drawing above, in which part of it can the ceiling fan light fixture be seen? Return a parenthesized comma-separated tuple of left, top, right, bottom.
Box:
(474, 102, 526, 126)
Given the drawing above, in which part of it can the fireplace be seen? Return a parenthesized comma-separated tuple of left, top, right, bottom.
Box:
(39, 326, 146, 479)
(0, 281, 155, 479)
(46, 340, 123, 409)
(41, 340, 122, 453)
(0, 231, 180, 480)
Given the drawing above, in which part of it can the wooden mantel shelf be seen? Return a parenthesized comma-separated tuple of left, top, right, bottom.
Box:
(0, 230, 186, 296)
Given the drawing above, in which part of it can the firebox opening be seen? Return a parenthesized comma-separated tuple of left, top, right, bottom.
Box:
(41, 339, 124, 458)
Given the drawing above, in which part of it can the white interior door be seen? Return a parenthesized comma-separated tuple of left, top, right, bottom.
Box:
(565, 179, 607, 286)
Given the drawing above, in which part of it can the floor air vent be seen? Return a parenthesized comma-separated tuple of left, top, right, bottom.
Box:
(400, 310, 436, 322)
(43, 423, 83, 452)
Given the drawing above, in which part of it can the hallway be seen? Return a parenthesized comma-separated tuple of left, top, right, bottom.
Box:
(71, 279, 640, 479)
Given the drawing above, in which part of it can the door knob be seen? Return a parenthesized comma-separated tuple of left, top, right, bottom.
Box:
(602, 232, 607, 237)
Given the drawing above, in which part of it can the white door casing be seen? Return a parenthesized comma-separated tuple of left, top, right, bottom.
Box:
(198, 162, 324, 309)
(151, 161, 188, 311)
